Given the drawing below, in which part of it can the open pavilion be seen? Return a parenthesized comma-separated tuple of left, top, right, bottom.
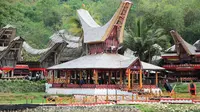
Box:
(46, 0, 165, 95)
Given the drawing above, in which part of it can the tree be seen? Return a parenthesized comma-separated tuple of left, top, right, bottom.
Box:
(124, 17, 170, 62)
(67, 16, 82, 36)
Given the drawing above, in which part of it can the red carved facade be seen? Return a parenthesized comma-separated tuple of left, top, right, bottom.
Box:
(162, 31, 200, 81)
(87, 33, 119, 54)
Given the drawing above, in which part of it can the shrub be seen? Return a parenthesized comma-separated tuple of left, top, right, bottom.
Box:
(0, 80, 45, 93)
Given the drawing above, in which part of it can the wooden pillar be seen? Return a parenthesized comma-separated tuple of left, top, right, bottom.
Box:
(86, 70, 88, 84)
(90, 70, 92, 84)
(139, 69, 143, 89)
(105, 72, 108, 84)
(69, 71, 72, 84)
(11, 70, 14, 77)
(120, 70, 123, 85)
(80, 70, 82, 81)
(52, 70, 55, 84)
(94, 70, 98, 84)
(131, 72, 134, 89)
(115, 72, 117, 83)
(75, 71, 77, 84)
(108, 72, 111, 84)
(110, 72, 112, 84)
(66, 71, 68, 84)
(103, 72, 105, 84)
(126, 69, 131, 89)
(2, 70, 4, 78)
(66, 71, 70, 84)
(156, 72, 158, 87)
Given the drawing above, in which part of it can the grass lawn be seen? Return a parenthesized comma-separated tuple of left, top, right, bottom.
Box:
(161, 82, 200, 99)
(117, 104, 157, 112)
(0, 92, 46, 104)
(0, 92, 73, 104)
(1, 82, 200, 104)
(118, 104, 200, 112)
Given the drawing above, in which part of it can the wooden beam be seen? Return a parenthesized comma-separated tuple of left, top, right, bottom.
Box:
(86, 70, 88, 84)
(139, 69, 143, 89)
(13, 41, 22, 44)
(17, 41, 23, 61)
(11, 70, 14, 77)
(94, 70, 98, 84)
(156, 72, 158, 87)
(96, 71, 98, 84)
(115, 72, 117, 82)
(10, 48, 20, 51)
(52, 70, 55, 84)
(108, 72, 111, 84)
(4, 30, 13, 32)
(120, 70, 122, 85)
(66, 71, 69, 84)
(0, 39, 11, 41)
(76, 71, 78, 84)
(2, 34, 12, 36)
(131, 72, 134, 90)
(126, 69, 131, 89)
(80, 70, 82, 82)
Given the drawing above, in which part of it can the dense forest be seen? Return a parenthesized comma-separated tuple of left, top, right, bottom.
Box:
(1, 0, 200, 61)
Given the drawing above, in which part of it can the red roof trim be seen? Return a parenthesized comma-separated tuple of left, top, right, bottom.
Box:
(29, 68, 46, 71)
(0, 67, 14, 70)
(161, 56, 179, 59)
(176, 67, 195, 71)
(15, 65, 29, 69)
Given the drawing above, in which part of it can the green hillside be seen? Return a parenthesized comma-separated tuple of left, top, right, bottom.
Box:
(1, 0, 200, 61)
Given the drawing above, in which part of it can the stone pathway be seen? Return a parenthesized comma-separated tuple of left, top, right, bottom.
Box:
(21, 105, 141, 112)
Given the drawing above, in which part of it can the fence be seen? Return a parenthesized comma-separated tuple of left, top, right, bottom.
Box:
(45, 94, 155, 104)
(3, 92, 200, 105)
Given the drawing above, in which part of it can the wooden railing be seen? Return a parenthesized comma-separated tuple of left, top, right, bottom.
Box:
(163, 64, 200, 70)
(51, 84, 157, 89)
(47, 78, 66, 84)
(1, 76, 25, 80)
(163, 64, 200, 67)
(46, 94, 162, 104)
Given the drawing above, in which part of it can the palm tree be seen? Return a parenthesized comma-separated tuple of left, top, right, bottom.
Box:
(67, 12, 102, 55)
(67, 16, 87, 55)
(67, 16, 83, 37)
(124, 17, 170, 63)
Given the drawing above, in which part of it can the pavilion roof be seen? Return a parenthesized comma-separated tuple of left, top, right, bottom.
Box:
(48, 53, 165, 70)
(141, 61, 165, 70)
(48, 53, 138, 70)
